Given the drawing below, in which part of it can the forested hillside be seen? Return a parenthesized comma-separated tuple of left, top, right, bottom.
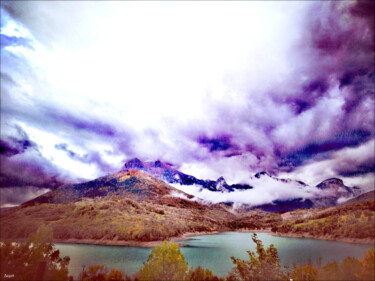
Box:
(272, 200, 375, 240)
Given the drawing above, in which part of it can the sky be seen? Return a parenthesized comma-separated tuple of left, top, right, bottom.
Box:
(1, 1, 374, 207)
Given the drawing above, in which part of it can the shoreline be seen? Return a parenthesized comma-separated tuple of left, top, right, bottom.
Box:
(3, 229, 373, 247)
(52, 229, 273, 247)
(269, 232, 374, 245)
(52, 231, 223, 248)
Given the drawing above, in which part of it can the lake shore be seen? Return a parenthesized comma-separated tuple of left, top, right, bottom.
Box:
(270, 232, 375, 245)
(4, 229, 373, 247)
(51, 230, 222, 247)
(51, 229, 276, 247)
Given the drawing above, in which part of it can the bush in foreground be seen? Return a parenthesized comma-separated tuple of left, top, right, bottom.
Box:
(227, 233, 284, 281)
(138, 241, 188, 280)
(0, 224, 72, 281)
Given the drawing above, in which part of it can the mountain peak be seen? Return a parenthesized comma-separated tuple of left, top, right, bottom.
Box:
(217, 176, 226, 183)
(123, 158, 144, 170)
(316, 178, 344, 189)
(152, 160, 172, 169)
(154, 160, 163, 167)
(254, 171, 271, 179)
(215, 176, 229, 192)
(315, 177, 355, 201)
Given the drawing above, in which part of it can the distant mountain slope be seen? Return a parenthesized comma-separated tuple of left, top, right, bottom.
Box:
(316, 178, 360, 197)
(252, 198, 314, 213)
(309, 178, 361, 208)
(343, 190, 375, 205)
(272, 199, 375, 242)
(25, 169, 187, 205)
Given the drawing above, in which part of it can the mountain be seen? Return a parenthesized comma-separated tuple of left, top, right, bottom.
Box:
(121, 159, 362, 212)
(343, 190, 375, 205)
(122, 158, 253, 192)
(255, 176, 361, 211)
(311, 178, 361, 208)
(1, 163, 372, 244)
(25, 169, 184, 205)
(252, 198, 314, 213)
(2, 169, 240, 242)
(253, 171, 307, 186)
(316, 178, 359, 197)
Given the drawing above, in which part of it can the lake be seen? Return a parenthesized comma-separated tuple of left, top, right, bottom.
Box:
(55, 232, 373, 279)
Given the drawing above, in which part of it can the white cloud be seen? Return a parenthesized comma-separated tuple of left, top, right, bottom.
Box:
(179, 153, 257, 184)
(279, 140, 375, 190)
(171, 175, 322, 206)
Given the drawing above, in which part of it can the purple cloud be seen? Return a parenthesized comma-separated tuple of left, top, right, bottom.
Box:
(287, 78, 330, 114)
(197, 135, 237, 152)
(0, 125, 39, 157)
(0, 151, 69, 189)
(277, 129, 373, 171)
(0, 126, 73, 190)
(55, 142, 116, 174)
(48, 110, 117, 137)
(0, 1, 373, 206)
(335, 157, 375, 178)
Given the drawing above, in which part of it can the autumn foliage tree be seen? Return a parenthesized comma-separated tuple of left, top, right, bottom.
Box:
(227, 233, 283, 281)
(78, 265, 131, 281)
(286, 249, 375, 281)
(356, 248, 375, 281)
(83, 265, 108, 281)
(186, 266, 224, 281)
(138, 241, 188, 280)
(107, 268, 130, 281)
(289, 263, 319, 281)
(0, 224, 71, 281)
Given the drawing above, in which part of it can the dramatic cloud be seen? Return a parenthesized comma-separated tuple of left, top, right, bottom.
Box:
(0, 187, 50, 208)
(197, 135, 236, 153)
(0, 125, 72, 190)
(0, 1, 373, 206)
(279, 140, 375, 191)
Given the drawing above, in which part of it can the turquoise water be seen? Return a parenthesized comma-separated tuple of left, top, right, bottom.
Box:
(55, 232, 373, 279)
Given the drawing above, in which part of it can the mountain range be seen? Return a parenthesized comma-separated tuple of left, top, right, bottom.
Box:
(122, 158, 253, 192)
(121, 158, 361, 211)
(22, 158, 362, 212)
(1, 158, 373, 244)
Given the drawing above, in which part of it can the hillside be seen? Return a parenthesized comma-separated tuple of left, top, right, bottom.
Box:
(0, 170, 239, 242)
(343, 190, 375, 205)
(1, 168, 373, 245)
(25, 169, 184, 204)
(271, 199, 375, 242)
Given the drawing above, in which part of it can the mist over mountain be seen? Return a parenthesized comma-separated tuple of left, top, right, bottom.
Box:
(121, 159, 360, 211)
(16, 157, 360, 214)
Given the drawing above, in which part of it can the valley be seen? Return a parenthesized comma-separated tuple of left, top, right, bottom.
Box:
(1, 166, 374, 246)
